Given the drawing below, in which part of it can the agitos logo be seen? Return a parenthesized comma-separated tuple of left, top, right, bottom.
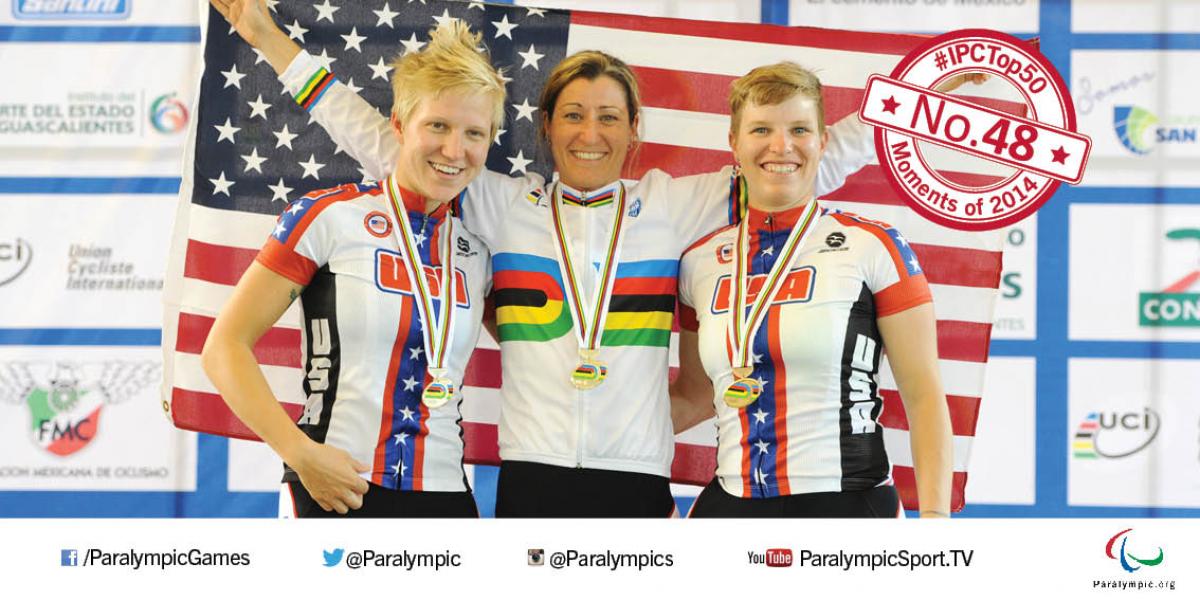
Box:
(1106, 529, 1164, 573)
(1073, 408, 1160, 460)
(1139, 228, 1200, 328)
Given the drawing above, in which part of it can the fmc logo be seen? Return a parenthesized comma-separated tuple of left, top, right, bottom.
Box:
(1113, 105, 1198, 155)
(0, 361, 159, 456)
(1139, 228, 1200, 328)
(12, 0, 131, 20)
(1073, 408, 1160, 460)
(1106, 529, 1164, 573)
(0, 238, 32, 286)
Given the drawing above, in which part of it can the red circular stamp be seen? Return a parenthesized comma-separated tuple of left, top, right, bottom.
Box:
(859, 29, 1091, 231)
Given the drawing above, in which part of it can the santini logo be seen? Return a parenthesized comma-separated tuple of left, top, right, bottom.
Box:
(14, 0, 132, 20)
(1106, 529, 1163, 573)
(323, 548, 344, 567)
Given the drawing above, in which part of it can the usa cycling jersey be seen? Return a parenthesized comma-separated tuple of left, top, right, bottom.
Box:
(679, 201, 931, 498)
(256, 175, 490, 492)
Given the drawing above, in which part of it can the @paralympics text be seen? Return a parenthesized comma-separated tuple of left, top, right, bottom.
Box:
(341, 550, 462, 571)
(547, 549, 674, 571)
(797, 548, 975, 571)
(61, 548, 250, 570)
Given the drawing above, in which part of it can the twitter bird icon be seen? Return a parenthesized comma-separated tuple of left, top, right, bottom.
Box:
(323, 548, 345, 567)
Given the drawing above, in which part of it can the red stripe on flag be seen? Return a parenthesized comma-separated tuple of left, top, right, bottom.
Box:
(630, 143, 727, 179)
(879, 390, 982, 437)
(572, 10, 926, 55)
(822, 165, 1006, 205)
(462, 421, 500, 467)
(170, 386, 302, 442)
(176, 312, 302, 368)
(936, 320, 993, 363)
(912, 243, 1002, 288)
(462, 348, 501, 388)
(893, 467, 968, 512)
(184, 238, 258, 286)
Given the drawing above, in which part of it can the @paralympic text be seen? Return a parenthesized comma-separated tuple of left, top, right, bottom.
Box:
(342, 550, 462, 570)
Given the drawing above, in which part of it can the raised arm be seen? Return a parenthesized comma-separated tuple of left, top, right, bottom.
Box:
(877, 303, 952, 518)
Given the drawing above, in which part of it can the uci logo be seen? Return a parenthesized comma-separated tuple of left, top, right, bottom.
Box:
(0, 238, 33, 286)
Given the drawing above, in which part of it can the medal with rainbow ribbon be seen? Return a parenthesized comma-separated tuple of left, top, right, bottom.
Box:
(724, 192, 820, 408)
(385, 175, 458, 409)
(548, 183, 628, 391)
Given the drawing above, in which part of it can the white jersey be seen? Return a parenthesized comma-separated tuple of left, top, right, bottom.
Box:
(678, 202, 932, 498)
(257, 176, 490, 492)
(280, 51, 875, 477)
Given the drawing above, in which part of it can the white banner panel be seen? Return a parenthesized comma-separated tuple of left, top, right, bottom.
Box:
(967, 357, 1035, 506)
(0, 195, 175, 328)
(1072, 50, 1200, 187)
(0, 0, 199, 25)
(789, 0, 1039, 33)
(1073, 0, 1200, 33)
(0, 346, 196, 491)
(1069, 204, 1200, 342)
(992, 217, 1037, 340)
(1069, 358, 1200, 509)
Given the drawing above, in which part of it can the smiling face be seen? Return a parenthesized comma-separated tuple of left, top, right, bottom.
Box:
(391, 90, 495, 204)
(730, 94, 828, 210)
(545, 75, 638, 191)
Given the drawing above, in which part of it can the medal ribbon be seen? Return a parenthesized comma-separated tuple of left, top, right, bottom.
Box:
(727, 194, 820, 372)
(385, 174, 456, 375)
(549, 182, 628, 355)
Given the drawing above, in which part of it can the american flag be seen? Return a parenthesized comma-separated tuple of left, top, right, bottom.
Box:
(163, 0, 1007, 511)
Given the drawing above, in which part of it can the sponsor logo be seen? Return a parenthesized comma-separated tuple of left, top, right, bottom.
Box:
(1073, 407, 1160, 460)
(374, 249, 470, 307)
(66, 243, 162, 292)
(628, 197, 642, 218)
(363, 211, 392, 238)
(1113, 105, 1198, 156)
(455, 236, 477, 258)
(711, 267, 816, 314)
(1138, 228, 1200, 328)
(1106, 529, 1164, 573)
(61, 549, 78, 567)
(0, 361, 159, 456)
(0, 238, 33, 286)
(322, 548, 344, 567)
(148, 93, 189, 134)
(528, 548, 544, 566)
(716, 242, 733, 265)
(825, 232, 846, 248)
(12, 0, 131, 20)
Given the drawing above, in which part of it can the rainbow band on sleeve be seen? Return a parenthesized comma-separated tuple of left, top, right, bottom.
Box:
(295, 67, 337, 112)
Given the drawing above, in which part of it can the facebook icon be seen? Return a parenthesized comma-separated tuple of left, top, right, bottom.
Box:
(61, 549, 78, 566)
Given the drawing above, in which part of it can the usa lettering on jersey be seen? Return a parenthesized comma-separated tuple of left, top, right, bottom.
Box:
(709, 267, 816, 314)
(374, 249, 470, 308)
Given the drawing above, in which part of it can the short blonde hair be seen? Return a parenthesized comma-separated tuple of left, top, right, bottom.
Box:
(729, 62, 825, 135)
(389, 20, 507, 135)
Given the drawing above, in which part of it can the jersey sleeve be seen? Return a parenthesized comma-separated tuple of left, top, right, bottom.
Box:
(662, 166, 736, 247)
(862, 222, 933, 317)
(255, 190, 341, 286)
(280, 50, 397, 181)
(460, 170, 544, 250)
(815, 115, 875, 197)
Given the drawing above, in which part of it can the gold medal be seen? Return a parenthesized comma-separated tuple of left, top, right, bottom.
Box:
(723, 377, 762, 408)
(422, 377, 455, 408)
(570, 349, 607, 390)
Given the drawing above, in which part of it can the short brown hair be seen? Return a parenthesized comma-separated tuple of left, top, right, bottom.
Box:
(729, 62, 825, 135)
(538, 50, 641, 140)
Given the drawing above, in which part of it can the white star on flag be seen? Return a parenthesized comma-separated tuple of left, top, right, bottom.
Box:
(340, 26, 366, 52)
(399, 406, 416, 421)
(432, 9, 457, 28)
(400, 32, 426, 54)
(507, 150, 532, 175)
(409, 346, 424, 360)
(209, 172, 234, 196)
(753, 408, 769, 424)
(287, 200, 306, 216)
(908, 256, 921, 272)
(272, 222, 286, 237)
(374, 3, 399, 27)
(468, 2, 484, 9)
(285, 19, 309, 43)
(752, 352, 763, 364)
(265, 0, 279, 10)
(241, 147, 267, 174)
(492, 14, 518, 39)
(513, 98, 537, 122)
(313, 48, 337, 71)
(895, 234, 909, 247)
(312, 0, 339, 23)
(273, 124, 298, 149)
(394, 432, 409, 445)
(755, 440, 770, 455)
(402, 376, 418, 391)
(761, 245, 775, 256)
(754, 468, 770, 485)
(251, 47, 267, 65)
(526, 8, 547, 17)
(220, 64, 246, 89)
(268, 178, 293, 203)
(344, 78, 363, 94)
(213, 118, 240, 143)
(247, 94, 271, 119)
(493, 128, 506, 145)
(414, 231, 427, 246)
(299, 154, 326, 179)
(518, 44, 544, 70)
(368, 56, 394, 81)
